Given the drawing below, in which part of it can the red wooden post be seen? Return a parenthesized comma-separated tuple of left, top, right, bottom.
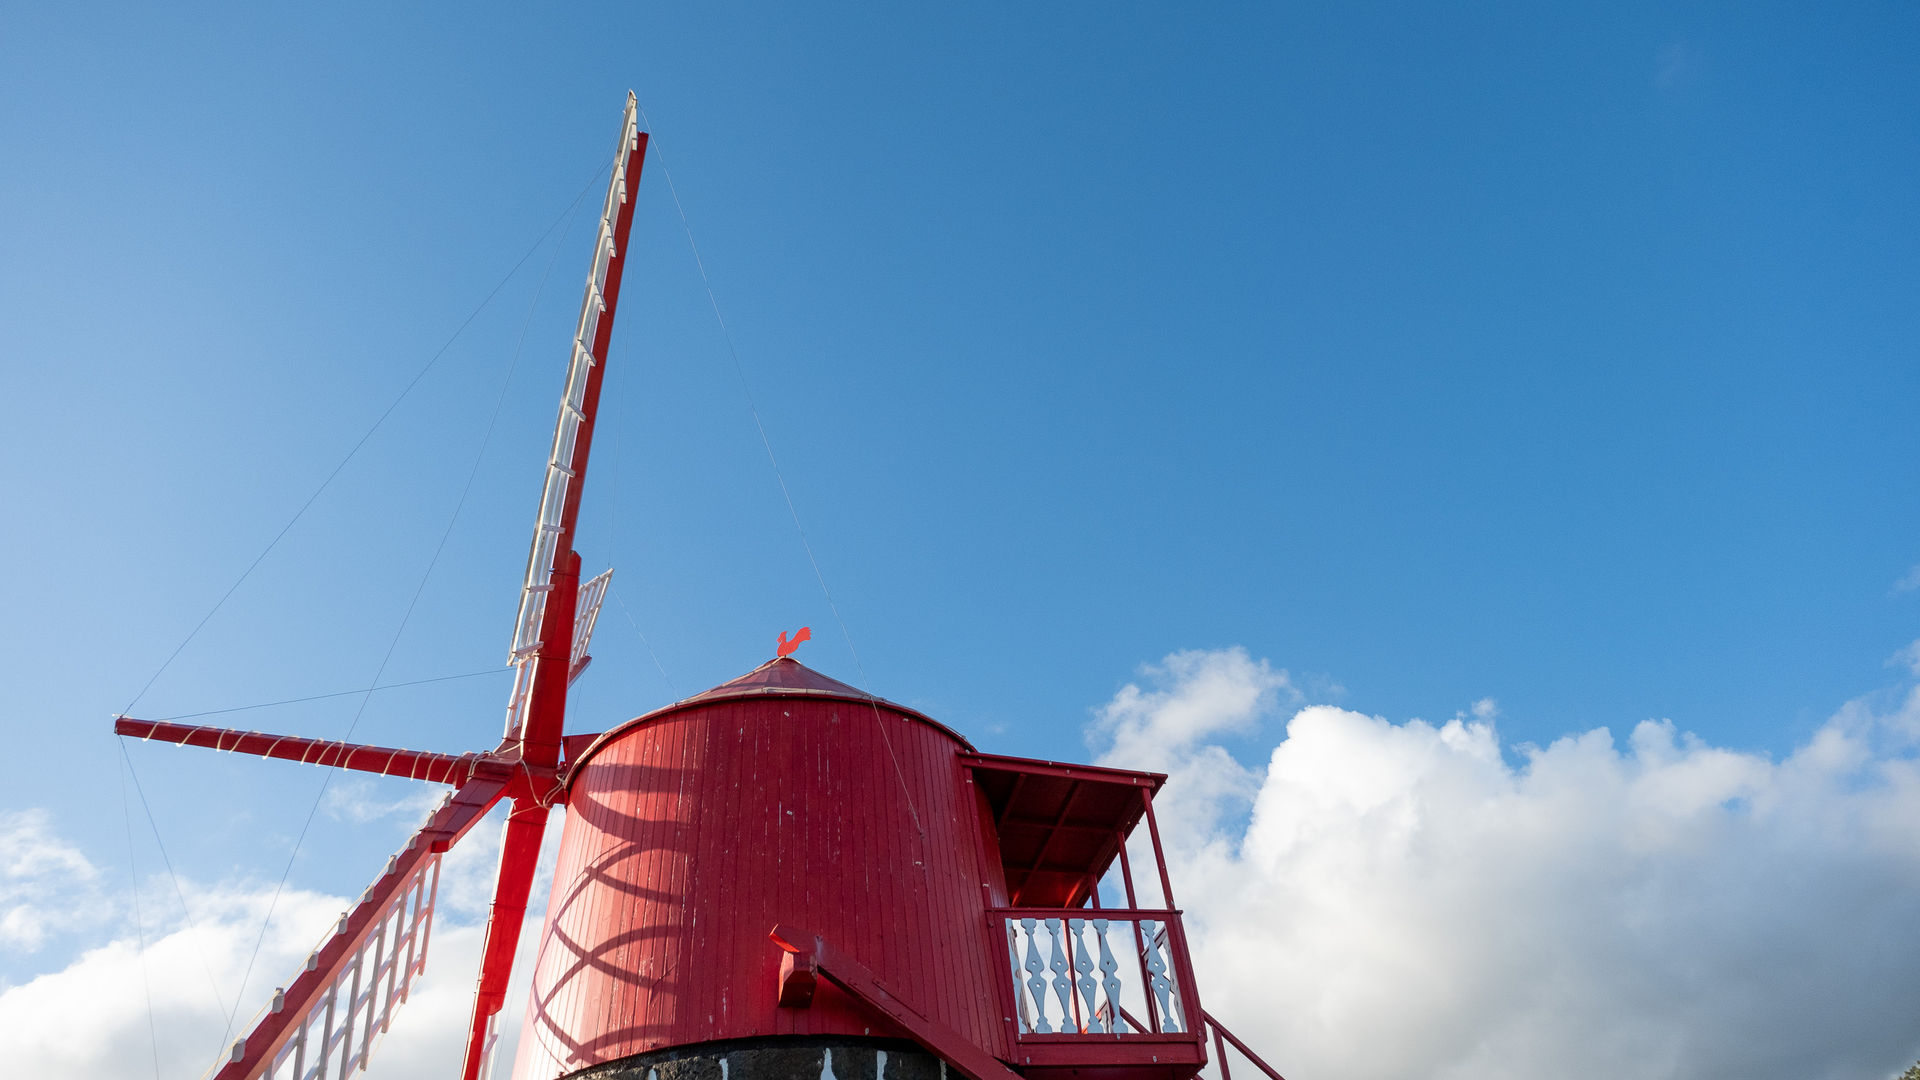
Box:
(1143, 788, 1177, 909)
(1165, 913, 1206, 1037)
(1112, 820, 1158, 1032)
(1115, 826, 1141, 909)
(1203, 1011, 1289, 1080)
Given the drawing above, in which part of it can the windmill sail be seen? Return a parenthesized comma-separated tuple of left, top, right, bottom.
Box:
(190, 777, 508, 1080)
(115, 87, 1296, 1080)
(116, 93, 650, 1080)
(459, 91, 649, 1080)
(503, 95, 642, 741)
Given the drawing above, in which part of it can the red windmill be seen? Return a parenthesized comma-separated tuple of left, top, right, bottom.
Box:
(115, 95, 1288, 1080)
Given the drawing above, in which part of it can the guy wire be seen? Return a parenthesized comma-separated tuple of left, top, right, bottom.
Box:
(215, 167, 594, 1054)
(634, 104, 927, 843)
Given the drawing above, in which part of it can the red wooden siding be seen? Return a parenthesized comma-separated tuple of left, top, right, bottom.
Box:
(513, 669, 1012, 1079)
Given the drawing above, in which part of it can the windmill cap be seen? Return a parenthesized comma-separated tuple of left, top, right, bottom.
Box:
(681, 656, 876, 705)
(565, 658, 976, 778)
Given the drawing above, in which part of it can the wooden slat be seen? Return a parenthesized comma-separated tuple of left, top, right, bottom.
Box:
(519, 687, 1010, 1071)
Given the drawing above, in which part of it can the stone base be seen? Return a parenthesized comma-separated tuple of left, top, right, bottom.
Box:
(565, 1036, 947, 1080)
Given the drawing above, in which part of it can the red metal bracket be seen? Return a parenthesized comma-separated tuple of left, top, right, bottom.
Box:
(773, 940, 818, 1008)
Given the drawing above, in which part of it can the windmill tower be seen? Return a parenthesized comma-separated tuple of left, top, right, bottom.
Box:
(115, 95, 1287, 1080)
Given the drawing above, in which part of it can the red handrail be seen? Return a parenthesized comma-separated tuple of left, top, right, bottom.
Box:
(1202, 1011, 1287, 1080)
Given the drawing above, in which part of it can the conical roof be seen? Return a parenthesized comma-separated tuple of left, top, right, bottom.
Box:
(566, 656, 975, 776)
(679, 656, 880, 705)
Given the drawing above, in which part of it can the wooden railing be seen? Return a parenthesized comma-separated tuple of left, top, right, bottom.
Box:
(992, 908, 1201, 1041)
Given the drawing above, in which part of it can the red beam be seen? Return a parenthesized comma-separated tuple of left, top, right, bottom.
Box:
(515, 129, 650, 767)
(519, 551, 580, 771)
(770, 924, 1027, 1080)
(453, 97, 648, 1080)
(960, 751, 1167, 790)
(214, 777, 508, 1080)
(550, 129, 647, 569)
(459, 797, 551, 1080)
(1002, 1040, 1206, 1067)
(115, 717, 489, 786)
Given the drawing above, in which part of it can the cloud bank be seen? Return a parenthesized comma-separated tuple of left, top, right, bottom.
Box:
(8, 649, 1920, 1080)
(0, 805, 554, 1080)
(1093, 647, 1920, 1080)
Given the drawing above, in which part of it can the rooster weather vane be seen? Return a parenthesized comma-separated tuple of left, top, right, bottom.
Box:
(777, 626, 811, 658)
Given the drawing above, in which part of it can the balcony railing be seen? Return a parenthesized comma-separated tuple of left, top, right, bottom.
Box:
(994, 908, 1201, 1043)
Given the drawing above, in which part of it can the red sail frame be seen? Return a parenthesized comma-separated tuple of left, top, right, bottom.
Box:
(457, 101, 649, 1080)
(113, 94, 650, 1080)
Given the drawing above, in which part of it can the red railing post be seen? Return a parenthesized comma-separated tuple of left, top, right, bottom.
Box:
(1112, 831, 1159, 1032)
(1202, 1011, 1288, 1080)
(1212, 1019, 1233, 1080)
(1116, 828, 1141, 908)
(1164, 915, 1204, 1037)
(1142, 788, 1176, 909)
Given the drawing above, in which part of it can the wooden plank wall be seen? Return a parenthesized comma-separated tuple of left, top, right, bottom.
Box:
(514, 694, 1012, 1079)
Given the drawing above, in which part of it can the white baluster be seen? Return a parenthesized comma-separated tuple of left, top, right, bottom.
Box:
(1021, 918, 1052, 1033)
(1139, 920, 1179, 1033)
(1007, 921, 1034, 1033)
(1093, 919, 1124, 1033)
(1068, 919, 1102, 1033)
(1045, 919, 1075, 1032)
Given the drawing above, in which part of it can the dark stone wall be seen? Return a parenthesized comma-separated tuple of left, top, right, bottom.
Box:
(565, 1036, 946, 1080)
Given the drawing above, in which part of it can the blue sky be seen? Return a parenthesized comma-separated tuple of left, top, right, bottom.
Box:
(3, 4, 1920, 1075)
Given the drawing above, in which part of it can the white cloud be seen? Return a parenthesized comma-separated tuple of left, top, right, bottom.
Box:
(0, 803, 562, 1080)
(1095, 648, 1296, 764)
(1895, 565, 1920, 594)
(1655, 42, 1696, 90)
(16, 653, 1920, 1080)
(0, 809, 103, 953)
(322, 778, 445, 826)
(1093, 648, 1297, 844)
(1892, 639, 1920, 677)
(1092, 649, 1920, 1080)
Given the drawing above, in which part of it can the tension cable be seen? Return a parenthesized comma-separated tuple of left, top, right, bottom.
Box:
(635, 105, 927, 844)
(118, 162, 613, 722)
(216, 168, 595, 1054)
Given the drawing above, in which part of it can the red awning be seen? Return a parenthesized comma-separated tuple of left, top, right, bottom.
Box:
(961, 752, 1165, 908)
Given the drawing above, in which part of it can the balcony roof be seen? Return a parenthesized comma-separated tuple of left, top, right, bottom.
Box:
(961, 752, 1166, 908)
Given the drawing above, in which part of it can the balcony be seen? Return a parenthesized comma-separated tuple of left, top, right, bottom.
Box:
(963, 753, 1208, 1080)
(772, 749, 1286, 1080)
(994, 905, 1207, 1080)
(998, 908, 1197, 1040)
